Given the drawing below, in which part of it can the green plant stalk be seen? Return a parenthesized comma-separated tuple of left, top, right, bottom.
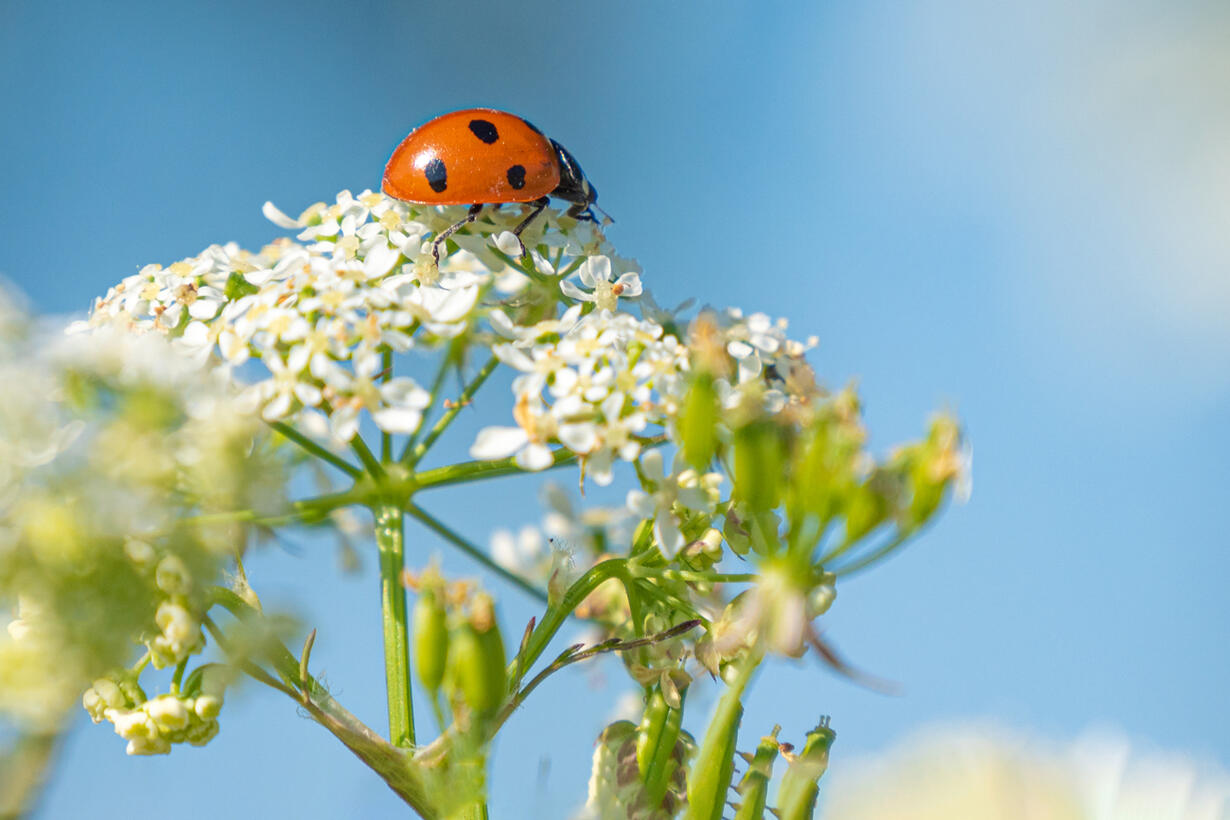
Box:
(269, 419, 362, 478)
(775, 719, 836, 820)
(684, 653, 760, 820)
(203, 598, 437, 817)
(375, 503, 415, 747)
(639, 686, 686, 808)
(403, 354, 500, 468)
(506, 558, 629, 687)
(732, 727, 781, 820)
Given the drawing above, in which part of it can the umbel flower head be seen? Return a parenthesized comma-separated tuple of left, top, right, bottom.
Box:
(0, 292, 282, 733)
(81, 190, 644, 449)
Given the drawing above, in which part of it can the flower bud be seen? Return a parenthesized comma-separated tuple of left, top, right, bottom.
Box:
(448, 595, 507, 719)
(185, 717, 220, 747)
(413, 585, 449, 693)
(155, 554, 193, 596)
(144, 694, 190, 732)
(193, 695, 222, 720)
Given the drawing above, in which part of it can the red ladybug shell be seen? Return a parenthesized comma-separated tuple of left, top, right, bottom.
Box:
(382, 108, 561, 206)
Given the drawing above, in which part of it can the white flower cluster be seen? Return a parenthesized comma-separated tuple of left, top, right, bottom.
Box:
(472, 308, 687, 483)
(709, 307, 820, 413)
(0, 299, 275, 732)
(81, 190, 639, 446)
(83, 669, 227, 756)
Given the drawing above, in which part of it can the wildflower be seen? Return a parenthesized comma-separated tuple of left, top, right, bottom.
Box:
(560, 255, 643, 311)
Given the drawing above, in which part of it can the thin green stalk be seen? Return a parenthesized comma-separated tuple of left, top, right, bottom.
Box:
(402, 338, 462, 458)
(404, 502, 548, 605)
(269, 420, 362, 478)
(381, 349, 394, 463)
(507, 558, 629, 686)
(829, 531, 909, 578)
(414, 449, 579, 490)
(685, 652, 761, 820)
(206, 589, 438, 817)
(375, 504, 415, 747)
(351, 435, 386, 478)
(404, 355, 500, 468)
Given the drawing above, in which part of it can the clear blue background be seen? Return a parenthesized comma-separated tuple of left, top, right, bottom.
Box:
(3, 0, 1227, 816)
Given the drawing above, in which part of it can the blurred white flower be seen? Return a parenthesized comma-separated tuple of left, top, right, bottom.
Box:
(822, 725, 1230, 820)
(625, 451, 722, 558)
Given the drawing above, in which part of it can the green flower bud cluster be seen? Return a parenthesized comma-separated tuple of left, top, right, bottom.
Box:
(411, 568, 509, 727)
(82, 664, 229, 756)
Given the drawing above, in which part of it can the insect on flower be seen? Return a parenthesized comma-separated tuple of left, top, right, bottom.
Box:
(381, 108, 603, 263)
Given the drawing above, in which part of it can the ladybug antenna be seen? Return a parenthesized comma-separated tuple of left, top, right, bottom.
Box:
(592, 203, 614, 226)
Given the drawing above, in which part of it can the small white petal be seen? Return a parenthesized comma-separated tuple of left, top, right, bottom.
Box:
(470, 426, 528, 460)
(372, 406, 423, 434)
(560, 280, 593, 302)
(557, 422, 598, 454)
(494, 231, 523, 257)
(640, 449, 666, 483)
(262, 201, 305, 229)
(517, 442, 555, 471)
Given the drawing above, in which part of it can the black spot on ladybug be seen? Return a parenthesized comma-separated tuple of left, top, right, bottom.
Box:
(520, 118, 544, 135)
(468, 119, 499, 144)
(506, 164, 527, 190)
(424, 158, 447, 193)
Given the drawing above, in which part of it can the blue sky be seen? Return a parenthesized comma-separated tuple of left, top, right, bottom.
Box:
(3, 1, 1227, 816)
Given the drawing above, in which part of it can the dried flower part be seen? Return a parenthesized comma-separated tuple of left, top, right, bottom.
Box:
(584, 720, 695, 820)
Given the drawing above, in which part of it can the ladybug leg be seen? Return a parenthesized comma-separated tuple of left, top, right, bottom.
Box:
(431, 203, 484, 265)
(510, 196, 551, 259)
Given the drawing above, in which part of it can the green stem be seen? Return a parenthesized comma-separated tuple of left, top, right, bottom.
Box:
(404, 355, 500, 468)
(403, 338, 462, 458)
(269, 420, 362, 478)
(381, 350, 394, 463)
(414, 449, 579, 490)
(375, 504, 415, 747)
(507, 558, 628, 687)
(205, 589, 438, 817)
(829, 531, 909, 578)
(404, 502, 548, 605)
(685, 652, 761, 820)
(351, 435, 385, 478)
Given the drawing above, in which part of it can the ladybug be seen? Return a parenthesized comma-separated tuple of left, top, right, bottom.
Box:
(382, 108, 600, 264)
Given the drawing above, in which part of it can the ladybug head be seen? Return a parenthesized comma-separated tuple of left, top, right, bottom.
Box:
(549, 139, 597, 209)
